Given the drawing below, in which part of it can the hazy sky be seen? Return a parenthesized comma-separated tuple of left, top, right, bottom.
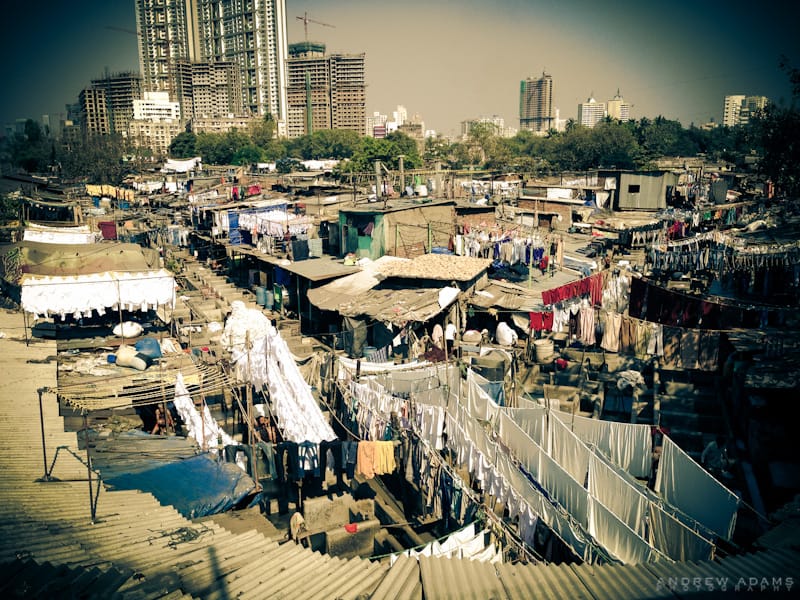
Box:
(2, 0, 798, 136)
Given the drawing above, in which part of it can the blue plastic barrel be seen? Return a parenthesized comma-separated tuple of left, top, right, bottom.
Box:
(255, 286, 267, 306)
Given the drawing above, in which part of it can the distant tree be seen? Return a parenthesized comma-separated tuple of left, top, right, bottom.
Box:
(195, 129, 250, 165)
(384, 131, 422, 168)
(249, 114, 277, 148)
(24, 119, 43, 144)
(169, 131, 197, 158)
(0, 193, 20, 224)
(752, 105, 800, 196)
(750, 60, 800, 197)
(423, 135, 456, 166)
(592, 121, 641, 169)
(232, 144, 264, 165)
(290, 129, 361, 160)
(548, 124, 597, 171)
(465, 122, 499, 165)
(56, 134, 128, 183)
(276, 157, 301, 173)
(484, 136, 516, 172)
(342, 132, 421, 173)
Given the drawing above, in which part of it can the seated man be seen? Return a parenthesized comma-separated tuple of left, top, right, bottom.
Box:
(255, 414, 276, 444)
(701, 436, 731, 479)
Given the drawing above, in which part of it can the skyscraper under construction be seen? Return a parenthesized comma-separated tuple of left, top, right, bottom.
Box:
(519, 72, 554, 134)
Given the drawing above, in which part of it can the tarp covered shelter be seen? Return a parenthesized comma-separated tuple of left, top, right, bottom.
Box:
(13, 241, 175, 320)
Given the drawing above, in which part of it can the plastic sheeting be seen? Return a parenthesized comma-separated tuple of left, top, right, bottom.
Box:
(655, 436, 739, 540)
(104, 453, 255, 519)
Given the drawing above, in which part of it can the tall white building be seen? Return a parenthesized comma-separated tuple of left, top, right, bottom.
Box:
(578, 96, 606, 128)
(723, 95, 769, 127)
(393, 105, 408, 127)
(195, 0, 288, 126)
(134, 0, 196, 99)
(723, 95, 746, 127)
(606, 90, 631, 122)
(739, 95, 769, 126)
(133, 91, 181, 122)
(135, 0, 289, 132)
(367, 111, 388, 137)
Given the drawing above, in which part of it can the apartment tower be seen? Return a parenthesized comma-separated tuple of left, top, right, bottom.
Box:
(606, 90, 631, 122)
(578, 96, 606, 128)
(135, 0, 288, 129)
(285, 42, 366, 138)
(519, 72, 554, 134)
(78, 88, 111, 138)
(90, 71, 144, 136)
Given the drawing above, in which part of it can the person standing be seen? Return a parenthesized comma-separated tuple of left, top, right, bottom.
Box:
(445, 321, 458, 354)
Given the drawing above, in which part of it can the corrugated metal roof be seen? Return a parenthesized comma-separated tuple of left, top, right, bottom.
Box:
(496, 562, 595, 600)
(370, 555, 422, 600)
(419, 555, 506, 600)
(268, 255, 362, 282)
(471, 280, 541, 311)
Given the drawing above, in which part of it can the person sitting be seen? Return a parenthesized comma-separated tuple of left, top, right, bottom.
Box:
(255, 414, 276, 444)
(151, 406, 173, 435)
(701, 435, 731, 479)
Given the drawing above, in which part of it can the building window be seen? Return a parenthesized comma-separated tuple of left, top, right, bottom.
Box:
(628, 184, 640, 193)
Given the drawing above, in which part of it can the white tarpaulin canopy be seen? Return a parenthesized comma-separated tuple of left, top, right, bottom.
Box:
(23, 224, 100, 245)
(21, 269, 176, 320)
(162, 156, 201, 173)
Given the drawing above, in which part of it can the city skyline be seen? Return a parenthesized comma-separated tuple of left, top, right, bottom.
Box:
(1, 0, 798, 137)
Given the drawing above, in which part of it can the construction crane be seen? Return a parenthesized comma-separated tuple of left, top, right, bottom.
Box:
(296, 11, 334, 42)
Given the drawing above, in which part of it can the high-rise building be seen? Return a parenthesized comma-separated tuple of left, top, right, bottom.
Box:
(723, 94, 769, 127)
(393, 105, 407, 128)
(90, 71, 144, 136)
(285, 42, 366, 139)
(578, 96, 606, 128)
(134, 0, 196, 99)
(79, 88, 110, 138)
(739, 95, 769, 126)
(174, 60, 243, 119)
(606, 90, 631, 122)
(519, 72, 553, 134)
(722, 95, 746, 127)
(195, 0, 288, 125)
(135, 0, 289, 131)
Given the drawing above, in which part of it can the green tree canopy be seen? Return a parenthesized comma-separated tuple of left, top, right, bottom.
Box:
(168, 131, 197, 158)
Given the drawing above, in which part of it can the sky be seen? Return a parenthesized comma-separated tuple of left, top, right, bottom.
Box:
(1, 0, 798, 137)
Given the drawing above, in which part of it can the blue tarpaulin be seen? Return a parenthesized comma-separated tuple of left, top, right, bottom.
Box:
(105, 453, 256, 519)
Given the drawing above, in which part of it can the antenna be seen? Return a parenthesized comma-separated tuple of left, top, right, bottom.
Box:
(295, 11, 334, 42)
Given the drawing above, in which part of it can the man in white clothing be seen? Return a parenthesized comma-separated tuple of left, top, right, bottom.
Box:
(445, 322, 458, 354)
